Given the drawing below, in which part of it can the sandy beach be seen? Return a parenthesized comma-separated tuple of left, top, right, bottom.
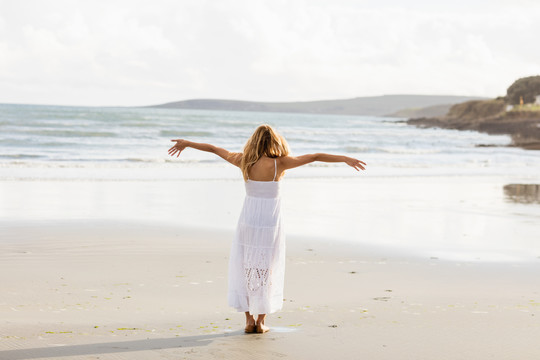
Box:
(1, 217, 539, 360)
(2, 174, 540, 360)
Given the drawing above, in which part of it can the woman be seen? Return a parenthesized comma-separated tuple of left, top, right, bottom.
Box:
(168, 124, 366, 334)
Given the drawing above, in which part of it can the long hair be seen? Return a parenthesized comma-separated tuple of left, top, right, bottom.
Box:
(241, 124, 290, 180)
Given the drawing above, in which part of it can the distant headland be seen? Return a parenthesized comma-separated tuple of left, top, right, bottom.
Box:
(147, 94, 486, 118)
(408, 75, 540, 150)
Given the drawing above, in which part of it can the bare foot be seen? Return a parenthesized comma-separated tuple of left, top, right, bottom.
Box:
(245, 324, 256, 333)
(244, 312, 256, 333)
(256, 323, 270, 333)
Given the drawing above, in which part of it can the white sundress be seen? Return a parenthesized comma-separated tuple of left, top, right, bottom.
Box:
(227, 158, 286, 316)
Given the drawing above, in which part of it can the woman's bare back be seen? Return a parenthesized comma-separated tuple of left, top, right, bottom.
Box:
(247, 156, 281, 181)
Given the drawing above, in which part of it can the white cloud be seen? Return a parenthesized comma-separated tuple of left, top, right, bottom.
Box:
(0, 0, 539, 106)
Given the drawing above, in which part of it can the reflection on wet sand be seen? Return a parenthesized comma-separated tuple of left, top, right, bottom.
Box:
(503, 184, 540, 204)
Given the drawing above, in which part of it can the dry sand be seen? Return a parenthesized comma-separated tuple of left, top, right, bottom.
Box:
(1, 221, 539, 360)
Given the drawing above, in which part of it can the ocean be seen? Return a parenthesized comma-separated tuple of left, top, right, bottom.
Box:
(1, 103, 539, 181)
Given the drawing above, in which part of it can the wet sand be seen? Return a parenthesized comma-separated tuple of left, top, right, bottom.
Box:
(2, 176, 540, 262)
(1, 221, 539, 360)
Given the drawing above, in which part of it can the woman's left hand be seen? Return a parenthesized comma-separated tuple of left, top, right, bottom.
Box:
(345, 157, 366, 171)
(168, 139, 189, 157)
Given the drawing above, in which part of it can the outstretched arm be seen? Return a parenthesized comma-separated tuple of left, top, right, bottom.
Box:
(281, 153, 366, 171)
(168, 139, 242, 167)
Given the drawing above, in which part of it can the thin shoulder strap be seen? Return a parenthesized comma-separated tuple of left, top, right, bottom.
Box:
(273, 158, 277, 181)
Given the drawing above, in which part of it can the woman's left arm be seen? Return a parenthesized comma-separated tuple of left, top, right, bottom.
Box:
(280, 153, 366, 171)
(168, 139, 242, 167)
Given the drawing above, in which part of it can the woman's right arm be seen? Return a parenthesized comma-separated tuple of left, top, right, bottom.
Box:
(280, 153, 366, 171)
(168, 139, 242, 167)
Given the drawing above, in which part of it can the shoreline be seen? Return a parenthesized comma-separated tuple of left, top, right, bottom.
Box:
(1, 221, 539, 359)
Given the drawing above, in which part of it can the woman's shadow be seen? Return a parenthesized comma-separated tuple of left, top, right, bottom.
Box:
(0, 331, 244, 360)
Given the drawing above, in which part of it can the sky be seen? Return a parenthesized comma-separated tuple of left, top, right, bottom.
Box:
(1, 0, 539, 107)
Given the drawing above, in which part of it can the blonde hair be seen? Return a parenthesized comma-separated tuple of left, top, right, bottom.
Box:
(241, 124, 290, 180)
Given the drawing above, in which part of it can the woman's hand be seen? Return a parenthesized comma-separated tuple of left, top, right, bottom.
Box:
(344, 157, 366, 171)
(168, 139, 189, 157)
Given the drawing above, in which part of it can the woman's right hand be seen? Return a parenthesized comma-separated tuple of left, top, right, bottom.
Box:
(168, 139, 189, 157)
(344, 157, 366, 171)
